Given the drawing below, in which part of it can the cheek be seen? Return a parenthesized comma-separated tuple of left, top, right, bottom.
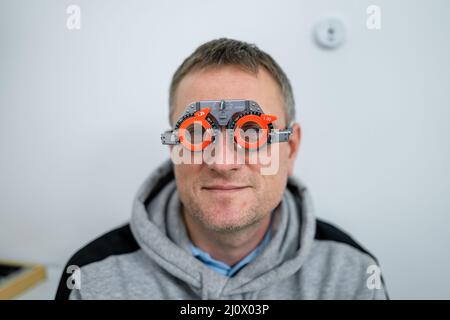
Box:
(276, 143, 290, 161)
(263, 175, 287, 195)
(174, 165, 201, 193)
(257, 164, 289, 204)
(248, 165, 288, 201)
(244, 144, 290, 177)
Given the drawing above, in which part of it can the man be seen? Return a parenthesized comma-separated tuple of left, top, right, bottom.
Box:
(56, 38, 388, 300)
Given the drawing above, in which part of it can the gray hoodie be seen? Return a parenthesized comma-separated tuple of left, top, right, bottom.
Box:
(55, 160, 388, 300)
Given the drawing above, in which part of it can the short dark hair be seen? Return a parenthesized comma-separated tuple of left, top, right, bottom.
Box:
(168, 38, 295, 125)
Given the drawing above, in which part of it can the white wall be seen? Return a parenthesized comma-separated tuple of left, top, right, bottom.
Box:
(1, 0, 449, 299)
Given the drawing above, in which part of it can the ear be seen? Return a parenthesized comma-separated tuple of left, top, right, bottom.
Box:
(287, 123, 301, 176)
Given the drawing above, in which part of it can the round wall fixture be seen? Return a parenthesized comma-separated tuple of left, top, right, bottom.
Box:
(313, 17, 346, 50)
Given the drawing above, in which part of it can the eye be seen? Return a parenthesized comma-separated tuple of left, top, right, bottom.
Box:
(233, 114, 270, 150)
(177, 112, 215, 152)
(238, 121, 264, 143)
(184, 122, 207, 144)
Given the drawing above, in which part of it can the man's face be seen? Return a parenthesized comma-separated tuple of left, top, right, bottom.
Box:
(171, 65, 301, 232)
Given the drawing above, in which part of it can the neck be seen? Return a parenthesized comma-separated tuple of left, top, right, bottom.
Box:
(182, 208, 273, 266)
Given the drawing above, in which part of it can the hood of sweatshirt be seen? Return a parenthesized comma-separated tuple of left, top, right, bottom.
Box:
(129, 159, 316, 299)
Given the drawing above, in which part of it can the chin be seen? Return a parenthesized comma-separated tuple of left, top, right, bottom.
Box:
(205, 219, 250, 233)
(199, 206, 257, 232)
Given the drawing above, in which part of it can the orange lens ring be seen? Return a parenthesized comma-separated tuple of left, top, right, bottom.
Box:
(234, 114, 269, 149)
(178, 114, 213, 152)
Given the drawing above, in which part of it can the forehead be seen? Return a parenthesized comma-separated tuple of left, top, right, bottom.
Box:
(172, 65, 286, 126)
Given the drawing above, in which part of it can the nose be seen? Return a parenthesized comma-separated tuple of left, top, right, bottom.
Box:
(205, 128, 243, 172)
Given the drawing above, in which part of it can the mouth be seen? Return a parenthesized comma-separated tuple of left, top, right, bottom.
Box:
(202, 185, 251, 193)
